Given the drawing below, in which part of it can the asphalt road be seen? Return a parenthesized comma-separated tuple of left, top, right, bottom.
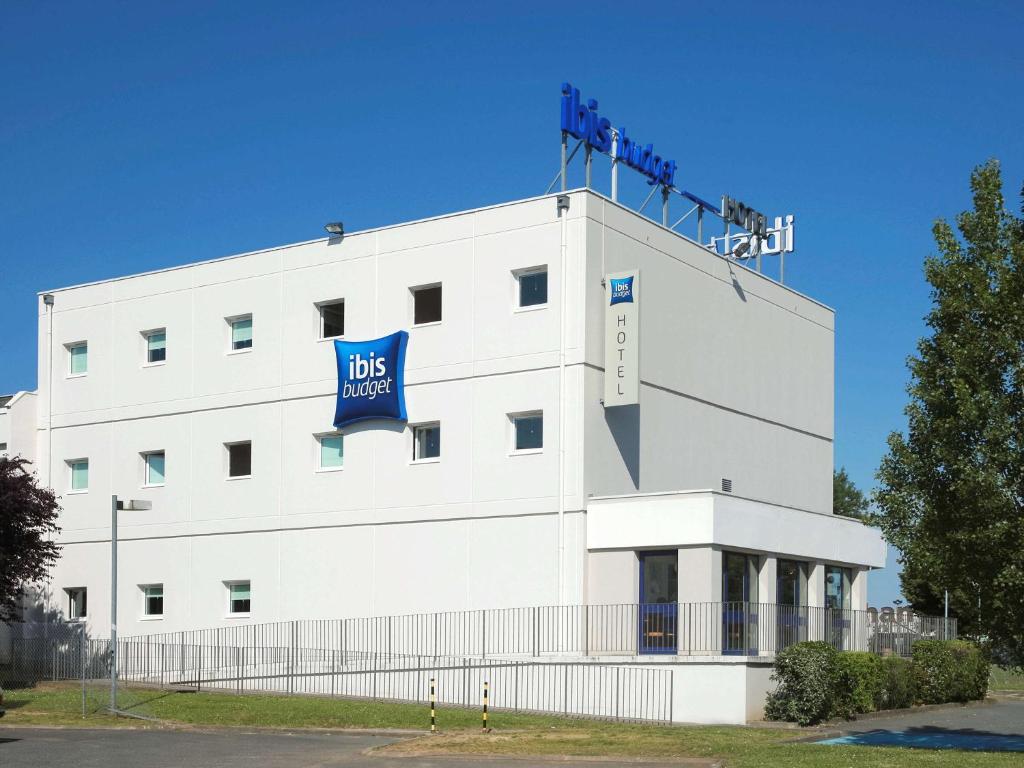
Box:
(819, 698, 1024, 752)
(0, 727, 705, 768)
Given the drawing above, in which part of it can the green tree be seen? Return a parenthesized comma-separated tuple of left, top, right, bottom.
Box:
(833, 468, 870, 519)
(874, 160, 1024, 666)
(0, 457, 61, 623)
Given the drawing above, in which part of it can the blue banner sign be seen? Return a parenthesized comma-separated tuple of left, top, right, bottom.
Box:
(560, 82, 677, 188)
(333, 331, 409, 429)
(609, 275, 634, 305)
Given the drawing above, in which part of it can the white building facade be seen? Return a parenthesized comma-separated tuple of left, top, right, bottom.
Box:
(7, 190, 884, 686)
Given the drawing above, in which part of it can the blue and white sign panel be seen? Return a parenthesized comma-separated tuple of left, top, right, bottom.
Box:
(333, 331, 409, 429)
(604, 270, 639, 407)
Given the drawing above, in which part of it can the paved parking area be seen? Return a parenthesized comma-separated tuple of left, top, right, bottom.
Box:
(818, 698, 1024, 751)
(0, 727, 702, 768)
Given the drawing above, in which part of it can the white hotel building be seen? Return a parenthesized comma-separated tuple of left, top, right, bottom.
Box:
(3, 190, 884, 715)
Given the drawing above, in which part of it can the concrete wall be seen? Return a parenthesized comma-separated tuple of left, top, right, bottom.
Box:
(33, 193, 593, 634)
(580, 195, 834, 514)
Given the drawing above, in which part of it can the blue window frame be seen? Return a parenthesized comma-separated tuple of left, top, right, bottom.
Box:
(638, 551, 678, 654)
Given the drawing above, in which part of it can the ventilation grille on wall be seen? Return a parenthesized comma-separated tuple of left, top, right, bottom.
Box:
(721, 478, 733, 493)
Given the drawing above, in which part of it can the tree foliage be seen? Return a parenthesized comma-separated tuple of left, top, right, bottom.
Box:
(874, 160, 1024, 666)
(833, 468, 870, 519)
(0, 457, 61, 623)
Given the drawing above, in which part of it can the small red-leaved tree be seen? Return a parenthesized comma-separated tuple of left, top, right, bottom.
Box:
(0, 457, 61, 623)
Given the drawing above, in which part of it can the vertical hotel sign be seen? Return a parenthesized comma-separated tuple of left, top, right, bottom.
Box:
(604, 271, 639, 406)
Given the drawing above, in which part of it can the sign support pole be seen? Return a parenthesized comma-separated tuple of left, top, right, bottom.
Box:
(610, 130, 619, 201)
(661, 186, 669, 227)
(560, 132, 568, 192)
(584, 145, 592, 189)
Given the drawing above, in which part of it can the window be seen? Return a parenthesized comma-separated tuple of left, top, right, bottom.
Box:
(317, 434, 344, 471)
(144, 451, 165, 486)
(824, 565, 852, 610)
(0, 442, 7, 453)
(227, 582, 251, 615)
(318, 300, 345, 339)
(516, 267, 548, 308)
(69, 459, 89, 492)
(227, 442, 252, 478)
(142, 584, 163, 617)
(68, 342, 88, 375)
(144, 329, 166, 364)
(66, 588, 87, 620)
(511, 412, 543, 452)
(229, 315, 253, 351)
(412, 423, 441, 461)
(412, 284, 442, 325)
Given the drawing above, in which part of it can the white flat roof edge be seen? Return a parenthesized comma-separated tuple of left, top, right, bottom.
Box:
(37, 189, 576, 296)
(588, 488, 875, 525)
(38, 189, 832, 314)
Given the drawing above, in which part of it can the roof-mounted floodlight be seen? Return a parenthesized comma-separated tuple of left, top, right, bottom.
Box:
(324, 222, 344, 237)
(732, 240, 751, 259)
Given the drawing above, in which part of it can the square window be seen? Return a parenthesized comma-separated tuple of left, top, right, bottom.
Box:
(144, 451, 165, 486)
(517, 268, 548, 308)
(145, 329, 166, 364)
(142, 584, 163, 617)
(227, 582, 251, 615)
(66, 587, 87, 620)
(318, 301, 345, 339)
(412, 285, 442, 325)
(68, 342, 88, 375)
(317, 434, 344, 470)
(412, 423, 441, 461)
(227, 442, 252, 478)
(69, 459, 89, 491)
(229, 316, 253, 351)
(512, 412, 544, 451)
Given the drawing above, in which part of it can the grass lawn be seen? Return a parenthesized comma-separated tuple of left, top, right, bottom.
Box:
(1, 683, 1020, 767)
(989, 666, 1024, 692)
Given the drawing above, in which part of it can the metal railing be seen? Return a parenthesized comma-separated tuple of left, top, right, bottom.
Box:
(0, 603, 955, 724)
(115, 602, 956, 661)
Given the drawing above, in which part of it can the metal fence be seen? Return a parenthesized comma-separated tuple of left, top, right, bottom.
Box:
(0, 602, 955, 724)
(112, 602, 956, 661)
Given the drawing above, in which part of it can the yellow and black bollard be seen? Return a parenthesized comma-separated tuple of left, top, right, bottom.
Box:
(429, 677, 437, 733)
(481, 681, 491, 732)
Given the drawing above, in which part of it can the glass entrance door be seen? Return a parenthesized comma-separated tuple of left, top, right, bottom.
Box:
(722, 552, 759, 654)
(638, 551, 678, 654)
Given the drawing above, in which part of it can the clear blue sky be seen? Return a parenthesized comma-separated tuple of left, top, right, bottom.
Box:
(2, 2, 1022, 606)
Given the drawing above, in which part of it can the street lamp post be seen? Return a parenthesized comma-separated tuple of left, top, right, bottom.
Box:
(110, 495, 152, 713)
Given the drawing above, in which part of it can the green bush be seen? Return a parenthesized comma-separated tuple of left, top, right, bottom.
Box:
(912, 640, 989, 703)
(764, 642, 840, 726)
(834, 652, 884, 716)
(877, 655, 917, 710)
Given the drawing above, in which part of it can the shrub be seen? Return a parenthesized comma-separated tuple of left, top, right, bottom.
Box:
(764, 642, 840, 726)
(912, 640, 989, 703)
(877, 655, 917, 710)
(834, 652, 884, 716)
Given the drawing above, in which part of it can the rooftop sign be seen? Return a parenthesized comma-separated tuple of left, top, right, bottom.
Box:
(560, 82, 677, 188)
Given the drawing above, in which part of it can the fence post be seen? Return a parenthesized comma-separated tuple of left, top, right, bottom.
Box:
(481, 611, 487, 659)
(532, 607, 539, 657)
(584, 605, 589, 657)
(289, 620, 296, 695)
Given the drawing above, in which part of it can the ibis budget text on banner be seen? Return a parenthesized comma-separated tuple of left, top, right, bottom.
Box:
(604, 271, 639, 407)
(333, 331, 409, 429)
